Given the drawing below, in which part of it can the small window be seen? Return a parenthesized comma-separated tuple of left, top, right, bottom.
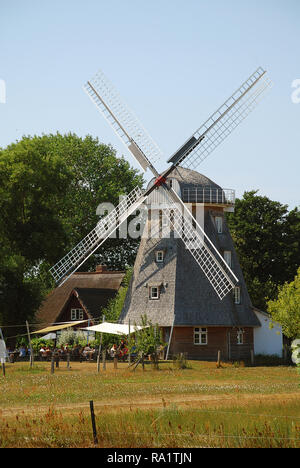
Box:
(149, 286, 160, 300)
(234, 286, 241, 304)
(224, 250, 232, 268)
(155, 250, 164, 263)
(215, 216, 223, 234)
(161, 214, 169, 228)
(194, 327, 207, 345)
(71, 308, 84, 321)
(237, 328, 244, 345)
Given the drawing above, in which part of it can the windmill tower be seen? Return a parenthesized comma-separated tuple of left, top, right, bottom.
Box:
(50, 67, 271, 359)
(119, 167, 261, 360)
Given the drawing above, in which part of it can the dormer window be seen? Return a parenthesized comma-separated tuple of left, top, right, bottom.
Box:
(224, 250, 232, 268)
(234, 286, 241, 304)
(215, 216, 223, 233)
(155, 250, 164, 263)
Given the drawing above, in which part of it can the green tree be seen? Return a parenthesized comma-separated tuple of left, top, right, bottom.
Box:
(267, 268, 300, 339)
(0, 138, 71, 339)
(0, 136, 71, 265)
(101, 267, 133, 323)
(49, 133, 144, 269)
(132, 314, 165, 369)
(226, 190, 300, 310)
(0, 133, 143, 339)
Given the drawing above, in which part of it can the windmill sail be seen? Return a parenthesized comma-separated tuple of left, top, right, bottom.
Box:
(168, 67, 272, 170)
(84, 69, 162, 175)
(50, 186, 146, 286)
(50, 65, 271, 300)
(163, 188, 238, 300)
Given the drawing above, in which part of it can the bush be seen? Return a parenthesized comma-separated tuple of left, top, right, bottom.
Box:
(56, 329, 87, 348)
(173, 353, 190, 369)
(31, 337, 55, 353)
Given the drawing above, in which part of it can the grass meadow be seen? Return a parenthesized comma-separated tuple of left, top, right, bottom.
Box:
(0, 360, 299, 448)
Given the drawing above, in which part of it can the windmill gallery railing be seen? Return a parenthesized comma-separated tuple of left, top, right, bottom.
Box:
(182, 187, 235, 205)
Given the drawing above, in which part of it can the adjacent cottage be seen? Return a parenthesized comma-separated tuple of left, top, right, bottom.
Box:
(36, 265, 125, 328)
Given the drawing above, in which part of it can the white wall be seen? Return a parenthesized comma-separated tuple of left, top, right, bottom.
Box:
(253, 310, 283, 357)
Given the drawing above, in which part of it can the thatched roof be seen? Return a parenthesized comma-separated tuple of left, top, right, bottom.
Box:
(73, 288, 117, 319)
(36, 268, 125, 326)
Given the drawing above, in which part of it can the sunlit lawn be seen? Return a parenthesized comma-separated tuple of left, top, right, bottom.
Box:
(1, 360, 298, 407)
(0, 360, 299, 447)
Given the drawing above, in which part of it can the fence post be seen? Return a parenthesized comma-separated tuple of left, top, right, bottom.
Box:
(114, 357, 118, 369)
(217, 350, 221, 368)
(250, 349, 254, 366)
(55, 351, 59, 368)
(97, 315, 105, 373)
(142, 353, 145, 371)
(26, 321, 34, 368)
(102, 350, 106, 371)
(67, 352, 70, 369)
(89, 400, 98, 445)
(51, 353, 55, 374)
(128, 319, 131, 366)
(1, 360, 5, 377)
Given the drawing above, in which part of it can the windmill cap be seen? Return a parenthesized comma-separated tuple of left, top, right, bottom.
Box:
(147, 167, 222, 190)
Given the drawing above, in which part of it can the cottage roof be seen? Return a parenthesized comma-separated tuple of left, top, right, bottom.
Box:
(73, 288, 117, 319)
(36, 269, 125, 326)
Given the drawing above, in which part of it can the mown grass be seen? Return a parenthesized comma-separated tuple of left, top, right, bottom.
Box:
(0, 360, 299, 447)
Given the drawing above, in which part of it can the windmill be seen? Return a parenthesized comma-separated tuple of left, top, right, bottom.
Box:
(50, 67, 271, 305)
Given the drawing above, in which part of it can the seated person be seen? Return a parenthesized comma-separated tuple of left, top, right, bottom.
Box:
(39, 346, 47, 360)
(19, 345, 27, 358)
(118, 340, 128, 361)
(82, 344, 92, 359)
(110, 344, 118, 358)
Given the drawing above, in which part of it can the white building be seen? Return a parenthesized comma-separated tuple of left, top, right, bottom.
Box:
(253, 308, 283, 357)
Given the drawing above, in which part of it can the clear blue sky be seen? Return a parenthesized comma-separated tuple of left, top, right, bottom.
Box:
(0, 0, 299, 209)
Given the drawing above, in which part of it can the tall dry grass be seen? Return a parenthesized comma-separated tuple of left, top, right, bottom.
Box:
(1, 401, 299, 448)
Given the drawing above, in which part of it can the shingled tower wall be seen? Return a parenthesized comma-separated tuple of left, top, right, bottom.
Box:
(119, 167, 260, 361)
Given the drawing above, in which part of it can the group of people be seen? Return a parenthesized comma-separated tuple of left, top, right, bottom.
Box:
(39, 344, 96, 361)
(110, 339, 129, 361)
(7, 339, 131, 363)
(7, 345, 30, 362)
(39, 345, 53, 360)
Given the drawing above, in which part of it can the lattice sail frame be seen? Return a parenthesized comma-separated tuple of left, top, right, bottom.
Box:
(168, 67, 272, 170)
(84, 69, 162, 173)
(50, 186, 146, 286)
(162, 189, 238, 300)
(50, 66, 271, 294)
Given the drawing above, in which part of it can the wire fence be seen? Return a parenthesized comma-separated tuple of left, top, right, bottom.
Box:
(2, 421, 300, 448)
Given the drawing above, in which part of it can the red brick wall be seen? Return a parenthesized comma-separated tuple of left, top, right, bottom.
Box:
(168, 326, 253, 361)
